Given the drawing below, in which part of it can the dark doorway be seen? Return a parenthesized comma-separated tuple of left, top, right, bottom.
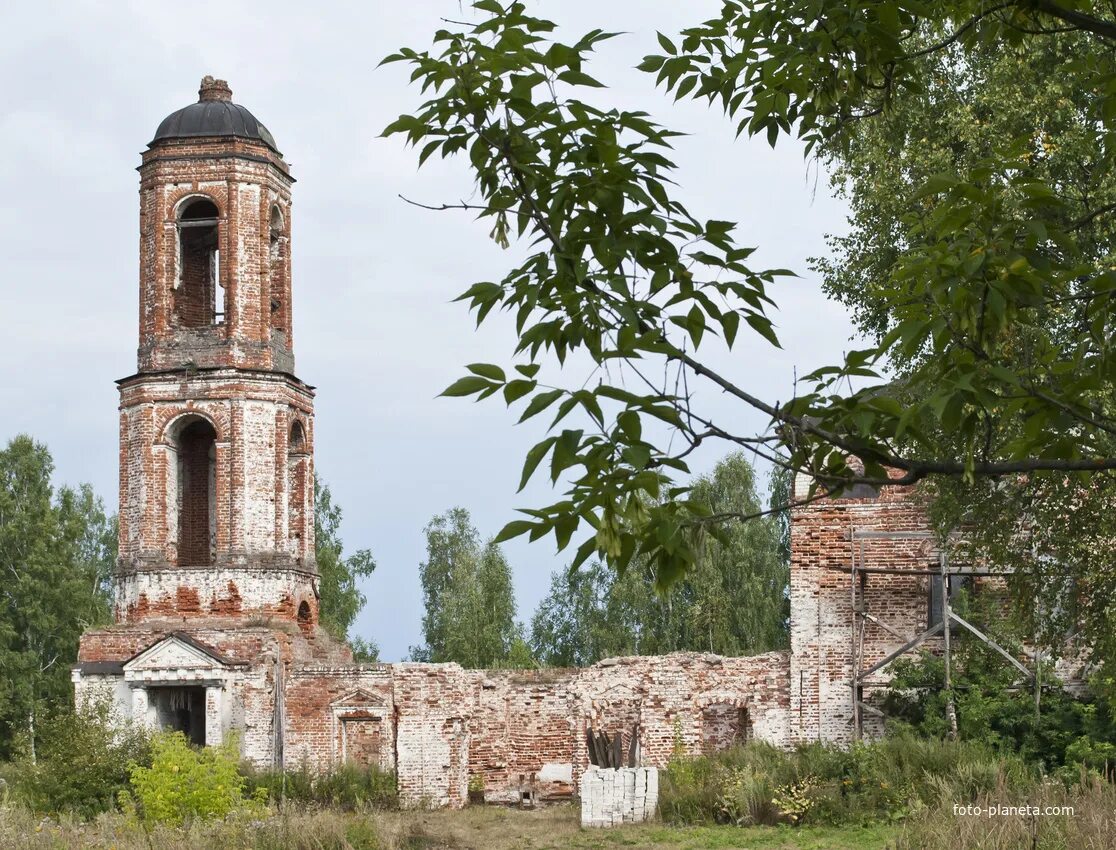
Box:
(150, 686, 206, 746)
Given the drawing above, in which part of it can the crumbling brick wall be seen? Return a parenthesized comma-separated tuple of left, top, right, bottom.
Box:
(782, 472, 1034, 743)
(381, 651, 788, 807)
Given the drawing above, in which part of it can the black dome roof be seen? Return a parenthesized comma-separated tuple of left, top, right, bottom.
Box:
(150, 76, 280, 154)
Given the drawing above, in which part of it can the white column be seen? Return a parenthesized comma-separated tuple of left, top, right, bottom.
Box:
(131, 686, 152, 729)
(205, 685, 224, 747)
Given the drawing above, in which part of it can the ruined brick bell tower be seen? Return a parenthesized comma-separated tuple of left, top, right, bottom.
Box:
(116, 75, 318, 626)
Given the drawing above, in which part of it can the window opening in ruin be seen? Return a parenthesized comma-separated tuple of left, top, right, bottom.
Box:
(928, 574, 972, 630)
(297, 600, 311, 625)
(175, 198, 223, 327)
(269, 205, 285, 327)
(175, 417, 217, 566)
(269, 206, 284, 262)
(289, 420, 306, 451)
(288, 421, 307, 545)
(149, 686, 206, 746)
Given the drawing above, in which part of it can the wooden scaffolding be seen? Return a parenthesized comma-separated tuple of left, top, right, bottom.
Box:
(830, 529, 1040, 741)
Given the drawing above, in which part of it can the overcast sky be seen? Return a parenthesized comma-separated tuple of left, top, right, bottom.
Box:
(0, 1, 856, 661)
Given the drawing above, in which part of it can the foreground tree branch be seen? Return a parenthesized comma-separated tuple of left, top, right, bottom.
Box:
(381, 0, 1116, 584)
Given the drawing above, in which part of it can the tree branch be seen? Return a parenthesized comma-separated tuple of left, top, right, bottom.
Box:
(1028, 0, 1116, 40)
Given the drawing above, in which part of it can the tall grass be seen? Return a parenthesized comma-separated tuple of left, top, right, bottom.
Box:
(898, 775, 1116, 849)
(659, 735, 1041, 827)
(0, 804, 382, 850)
(242, 763, 398, 811)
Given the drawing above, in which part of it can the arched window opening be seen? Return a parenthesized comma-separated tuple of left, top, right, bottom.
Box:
(175, 417, 217, 566)
(175, 198, 223, 327)
(288, 420, 308, 548)
(289, 420, 306, 452)
(297, 600, 312, 625)
(269, 206, 284, 262)
(269, 205, 286, 329)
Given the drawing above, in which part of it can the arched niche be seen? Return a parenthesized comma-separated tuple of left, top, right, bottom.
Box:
(166, 414, 218, 566)
(287, 419, 310, 553)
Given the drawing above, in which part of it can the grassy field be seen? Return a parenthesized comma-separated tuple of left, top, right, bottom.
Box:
(383, 806, 897, 849)
(0, 803, 897, 850)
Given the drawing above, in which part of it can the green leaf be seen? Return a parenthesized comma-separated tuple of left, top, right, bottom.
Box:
(745, 314, 780, 347)
(519, 389, 565, 423)
(467, 363, 506, 381)
(503, 380, 537, 404)
(440, 376, 494, 398)
(722, 311, 741, 347)
(493, 519, 537, 544)
(914, 174, 960, 198)
(557, 70, 605, 88)
(519, 438, 556, 491)
(686, 304, 706, 346)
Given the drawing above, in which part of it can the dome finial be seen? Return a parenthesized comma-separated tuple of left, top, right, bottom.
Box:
(198, 76, 232, 103)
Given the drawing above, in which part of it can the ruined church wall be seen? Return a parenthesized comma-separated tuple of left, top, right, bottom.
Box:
(389, 652, 787, 807)
(788, 476, 933, 744)
(282, 665, 395, 772)
(467, 668, 581, 804)
(275, 650, 789, 808)
(76, 624, 285, 765)
(391, 664, 472, 807)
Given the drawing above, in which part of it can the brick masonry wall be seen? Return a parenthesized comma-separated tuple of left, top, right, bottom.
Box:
(116, 371, 317, 625)
(118, 112, 314, 632)
(114, 566, 319, 624)
(788, 474, 958, 744)
(137, 135, 293, 374)
(283, 665, 396, 772)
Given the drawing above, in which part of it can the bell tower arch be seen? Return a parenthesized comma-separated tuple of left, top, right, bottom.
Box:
(115, 76, 318, 625)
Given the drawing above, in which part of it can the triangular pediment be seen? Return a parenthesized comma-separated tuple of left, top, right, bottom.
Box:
(124, 634, 227, 674)
(331, 688, 386, 708)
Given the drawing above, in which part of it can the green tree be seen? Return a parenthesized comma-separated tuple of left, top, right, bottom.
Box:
(415, 508, 527, 667)
(685, 455, 789, 654)
(529, 562, 619, 666)
(767, 466, 792, 568)
(314, 475, 379, 660)
(530, 454, 787, 665)
(803, 19, 1116, 674)
(414, 507, 478, 663)
(0, 436, 113, 759)
(382, 1, 1116, 590)
(883, 590, 1116, 773)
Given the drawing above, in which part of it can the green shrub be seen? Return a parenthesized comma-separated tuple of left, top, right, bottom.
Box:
(122, 731, 265, 826)
(9, 697, 149, 818)
(242, 762, 397, 811)
(716, 765, 779, 825)
(881, 591, 1116, 774)
(659, 752, 721, 824)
